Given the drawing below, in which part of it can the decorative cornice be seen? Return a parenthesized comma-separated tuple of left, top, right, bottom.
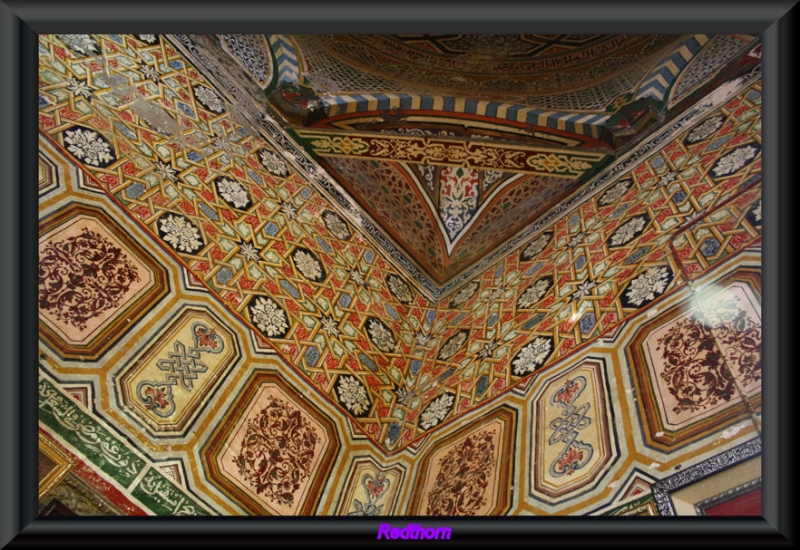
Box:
(169, 33, 761, 302)
(651, 437, 762, 516)
(295, 129, 608, 178)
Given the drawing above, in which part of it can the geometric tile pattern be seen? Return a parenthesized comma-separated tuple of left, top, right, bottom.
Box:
(37, 33, 763, 455)
(36, 33, 437, 453)
(671, 179, 761, 280)
(195, 37, 764, 300)
(393, 80, 761, 450)
(37, 34, 764, 517)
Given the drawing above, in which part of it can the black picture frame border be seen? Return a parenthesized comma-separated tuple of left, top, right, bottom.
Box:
(2, 1, 795, 546)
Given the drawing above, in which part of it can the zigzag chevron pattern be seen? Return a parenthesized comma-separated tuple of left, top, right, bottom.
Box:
(636, 35, 709, 102)
(268, 34, 300, 83)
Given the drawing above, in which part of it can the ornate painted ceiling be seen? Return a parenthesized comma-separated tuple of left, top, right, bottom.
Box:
(37, 33, 764, 518)
(261, 33, 758, 290)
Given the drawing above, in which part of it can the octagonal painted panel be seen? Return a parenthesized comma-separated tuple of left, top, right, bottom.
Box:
(531, 358, 618, 502)
(626, 267, 761, 450)
(38, 204, 169, 361)
(408, 406, 516, 516)
(116, 306, 240, 437)
(203, 371, 340, 515)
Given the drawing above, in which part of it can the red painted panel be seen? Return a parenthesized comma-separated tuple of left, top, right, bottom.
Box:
(704, 487, 761, 516)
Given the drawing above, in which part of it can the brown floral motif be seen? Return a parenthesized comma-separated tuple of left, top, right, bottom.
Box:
(702, 297, 762, 388)
(655, 297, 761, 414)
(233, 396, 318, 506)
(425, 429, 496, 516)
(39, 227, 140, 331)
(656, 318, 733, 413)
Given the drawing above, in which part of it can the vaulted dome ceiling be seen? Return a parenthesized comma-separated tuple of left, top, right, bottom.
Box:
(256, 33, 757, 293)
(293, 34, 678, 101)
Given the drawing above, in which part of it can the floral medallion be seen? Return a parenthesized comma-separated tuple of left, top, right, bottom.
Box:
(232, 395, 318, 506)
(321, 209, 352, 240)
(335, 375, 372, 417)
(248, 296, 290, 339)
(656, 295, 761, 415)
(710, 142, 760, 178)
(56, 34, 99, 55)
(598, 179, 632, 206)
(521, 231, 553, 261)
(517, 276, 553, 309)
(607, 214, 650, 248)
(156, 213, 205, 254)
(61, 126, 117, 168)
(437, 330, 469, 361)
(449, 282, 478, 309)
(214, 176, 252, 210)
(684, 114, 725, 145)
(39, 227, 140, 331)
(259, 148, 290, 177)
(193, 85, 225, 113)
(366, 317, 396, 353)
(621, 265, 674, 309)
(291, 247, 326, 283)
(425, 429, 497, 515)
(418, 392, 455, 430)
(511, 336, 555, 376)
(386, 274, 414, 304)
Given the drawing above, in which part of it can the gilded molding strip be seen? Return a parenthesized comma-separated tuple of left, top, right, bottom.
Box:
(295, 130, 608, 178)
(38, 432, 78, 500)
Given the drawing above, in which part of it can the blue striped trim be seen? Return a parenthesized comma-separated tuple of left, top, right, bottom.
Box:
(268, 34, 301, 83)
(484, 102, 500, 118)
(637, 35, 707, 101)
